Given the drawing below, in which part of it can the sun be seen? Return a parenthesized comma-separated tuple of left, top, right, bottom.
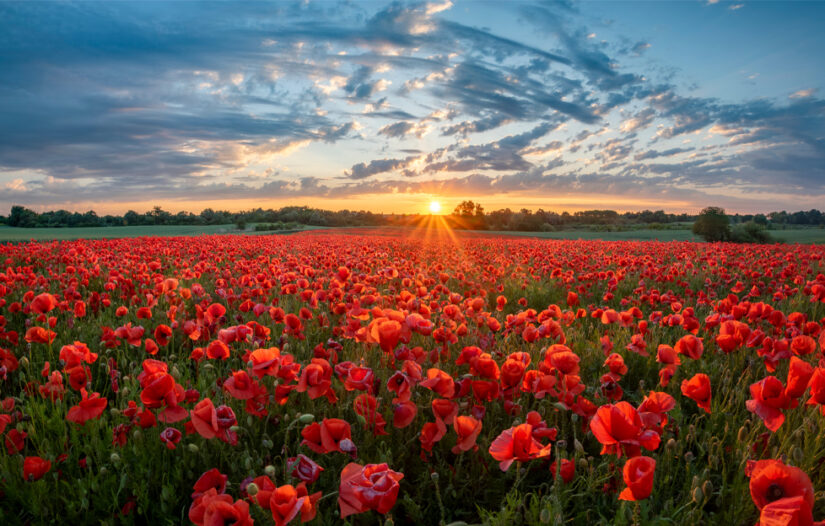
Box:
(428, 200, 442, 214)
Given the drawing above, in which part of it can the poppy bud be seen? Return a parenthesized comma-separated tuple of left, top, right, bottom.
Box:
(691, 486, 703, 503)
(246, 482, 259, 496)
(246, 416, 253, 427)
(685, 452, 694, 462)
(244, 457, 252, 470)
(262, 439, 273, 449)
(265, 465, 277, 477)
(570, 413, 579, 423)
(188, 444, 199, 453)
(431, 472, 439, 482)
(384, 519, 396, 526)
(121, 387, 130, 397)
(574, 439, 584, 453)
(298, 413, 315, 424)
(247, 360, 254, 369)
(20, 357, 29, 368)
(132, 429, 142, 440)
(540, 508, 552, 524)
(665, 438, 677, 453)
(230, 425, 240, 433)
(701, 480, 713, 497)
(792, 446, 805, 463)
(577, 458, 589, 471)
(737, 426, 748, 442)
(110, 408, 121, 417)
(171, 366, 181, 380)
(110, 453, 121, 464)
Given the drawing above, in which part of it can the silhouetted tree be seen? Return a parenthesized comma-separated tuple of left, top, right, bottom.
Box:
(693, 207, 731, 242)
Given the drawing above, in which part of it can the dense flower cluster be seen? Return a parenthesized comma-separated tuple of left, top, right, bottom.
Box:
(1, 232, 824, 523)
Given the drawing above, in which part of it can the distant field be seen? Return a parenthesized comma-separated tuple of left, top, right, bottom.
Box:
(2, 224, 824, 243)
(0, 224, 320, 242)
(487, 228, 701, 241)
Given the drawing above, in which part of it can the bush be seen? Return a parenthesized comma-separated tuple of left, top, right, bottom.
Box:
(729, 221, 774, 243)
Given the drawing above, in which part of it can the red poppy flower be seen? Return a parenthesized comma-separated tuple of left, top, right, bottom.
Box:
(66, 388, 108, 425)
(589, 401, 661, 458)
(297, 358, 335, 401)
(190, 398, 219, 440)
(189, 489, 252, 526)
(192, 468, 228, 499)
(392, 401, 417, 429)
(338, 462, 404, 518)
(674, 334, 703, 360)
(249, 347, 281, 378)
(785, 357, 814, 400)
(618, 456, 656, 501)
(25, 326, 56, 344)
(223, 370, 257, 400)
(420, 369, 456, 398)
(31, 293, 58, 314)
(550, 458, 576, 483)
(488, 423, 552, 471)
(160, 427, 182, 450)
(746, 376, 790, 431)
(269, 484, 306, 526)
(23, 456, 51, 481)
(748, 459, 814, 523)
(681, 373, 712, 413)
(288, 454, 324, 484)
(452, 415, 482, 453)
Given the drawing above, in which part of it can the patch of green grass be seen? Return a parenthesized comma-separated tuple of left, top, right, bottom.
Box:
(0, 224, 322, 242)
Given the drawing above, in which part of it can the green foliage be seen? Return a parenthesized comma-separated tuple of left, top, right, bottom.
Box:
(729, 221, 774, 244)
(692, 207, 731, 242)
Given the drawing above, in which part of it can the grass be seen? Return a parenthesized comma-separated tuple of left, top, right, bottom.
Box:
(0, 224, 322, 242)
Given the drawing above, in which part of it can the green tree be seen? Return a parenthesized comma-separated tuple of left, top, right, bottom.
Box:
(8, 205, 38, 227)
(692, 206, 731, 242)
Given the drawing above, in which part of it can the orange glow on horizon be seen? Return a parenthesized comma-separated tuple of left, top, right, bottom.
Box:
(3, 192, 729, 217)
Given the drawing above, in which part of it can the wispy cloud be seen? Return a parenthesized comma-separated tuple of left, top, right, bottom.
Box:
(0, 0, 823, 214)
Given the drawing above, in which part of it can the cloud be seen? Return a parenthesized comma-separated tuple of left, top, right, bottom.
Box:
(0, 0, 823, 214)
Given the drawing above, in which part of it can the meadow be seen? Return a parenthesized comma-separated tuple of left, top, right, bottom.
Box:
(3, 224, 825, 244)
(1, 229, 824, 525)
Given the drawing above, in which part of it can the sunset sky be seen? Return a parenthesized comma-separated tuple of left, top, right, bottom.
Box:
(1, 1, 823, 216)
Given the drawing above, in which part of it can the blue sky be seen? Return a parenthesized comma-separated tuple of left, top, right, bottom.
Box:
(1, 0, 823, 215)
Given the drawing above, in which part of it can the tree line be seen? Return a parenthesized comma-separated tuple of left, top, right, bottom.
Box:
(2, 202, 824, 232)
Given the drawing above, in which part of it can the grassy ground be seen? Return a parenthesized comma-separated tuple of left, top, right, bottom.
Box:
(0, 224, 320, 242)
(2, 223, 824, 244)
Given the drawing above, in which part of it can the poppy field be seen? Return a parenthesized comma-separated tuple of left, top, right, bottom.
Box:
(1, 230, 825, 525)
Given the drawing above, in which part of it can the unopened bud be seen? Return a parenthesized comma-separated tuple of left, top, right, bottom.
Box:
(737, 426, 748, 442)
(691, 486, 704, 503)
(110, 453, 121, 463)
(298, 413, 315, 424)
(188, 444, 199, 453)
(246, 482, 259, 496)
(702, 480, 713, 498)
(666, 438, 677, 453)
(264, 465, 276, 478)
(685, 451, 694, 463)
(540, 508, 552, 524)
(574, 439, 584, 453)
(430, 472, 439, 482)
